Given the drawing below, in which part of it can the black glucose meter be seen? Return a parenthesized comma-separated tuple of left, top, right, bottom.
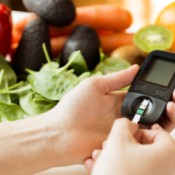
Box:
(121, 50, 175, 124)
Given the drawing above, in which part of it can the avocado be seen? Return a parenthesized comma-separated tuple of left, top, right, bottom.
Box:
(13, 17, 52, 76)
(60, 25, 101, 70)
(22, 0, 76, 27)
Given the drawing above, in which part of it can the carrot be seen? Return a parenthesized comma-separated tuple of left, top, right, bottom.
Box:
(50, 32, 134, 56)
(100, 32, 134, 54)
(12, 32, 133, 58)
(12, 4, 132, 40)
(13, 13, 36, 33)
(12, 14, 36, 45)
(12, 29, 21, 44)
(10, 42, 18, 61)
(51, 36, 68, 56)
(12, 5, 133, 57)
(49, 4, 132, 37)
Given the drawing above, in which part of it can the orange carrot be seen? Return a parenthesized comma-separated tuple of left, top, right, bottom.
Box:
(100, 32, 134, 54)
(12, 32, 133, 58)
(12, 14, 36, 45)
(51, 36, 68, 56)
(13, 13, 36, 33)
(50, 32, 134, 56)
(12, 4, 132, 41)
(50, 4, 132, 37)
(12, 5, 133, 57)
(12, 29, 21, 44)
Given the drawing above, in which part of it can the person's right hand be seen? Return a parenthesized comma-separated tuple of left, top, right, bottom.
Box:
(50, 65, 139, 165)
(86, 118, 175, 175)
(160, 90, 175, 132)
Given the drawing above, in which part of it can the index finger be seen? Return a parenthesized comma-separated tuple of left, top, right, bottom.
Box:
(102, 65, 139, 92)
(108, 118, 139, 145)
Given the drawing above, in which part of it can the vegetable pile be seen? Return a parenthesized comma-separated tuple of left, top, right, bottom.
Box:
(0, 44, 130, 121)
(12, 2, 133, 59)
(0, 1, 134, 121)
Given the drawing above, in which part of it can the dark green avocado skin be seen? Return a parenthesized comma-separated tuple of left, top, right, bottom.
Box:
(22, 0, 76, 27)
(13, 17, 52, 75)
(60, 25, 101, 70)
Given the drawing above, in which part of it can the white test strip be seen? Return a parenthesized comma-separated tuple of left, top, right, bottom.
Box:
(132, 99, 150, 123)
(132, 114, 142, 123)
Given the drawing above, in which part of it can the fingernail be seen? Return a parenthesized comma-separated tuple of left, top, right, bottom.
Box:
(152, 124, 162, 130)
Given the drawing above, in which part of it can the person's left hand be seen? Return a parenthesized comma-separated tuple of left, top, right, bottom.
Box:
(51, 65, 139, 164)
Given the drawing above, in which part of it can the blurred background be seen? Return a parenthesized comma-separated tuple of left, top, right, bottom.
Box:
(0, 0, 175, 31)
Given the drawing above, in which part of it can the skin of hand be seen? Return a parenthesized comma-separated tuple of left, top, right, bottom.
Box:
(52, 65, 139, 164)
(84, 91, 175, 172)
(0, 65, 139, 175)
(160, 90, 175, 132)
(87, 118, 175, 175)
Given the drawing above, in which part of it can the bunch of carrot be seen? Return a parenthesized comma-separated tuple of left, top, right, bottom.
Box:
(12, 4, 134, 57)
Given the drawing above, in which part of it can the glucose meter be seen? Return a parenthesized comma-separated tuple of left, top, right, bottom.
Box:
(121, 50, 175, 124)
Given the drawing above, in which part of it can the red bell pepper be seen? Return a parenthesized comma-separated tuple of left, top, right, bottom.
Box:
(0, 4, 12, 57)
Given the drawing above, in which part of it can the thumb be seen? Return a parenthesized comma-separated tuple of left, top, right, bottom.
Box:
(152, 126, 174, 144)
(102, 64, 139, 93)
(107, 118, 139, 146)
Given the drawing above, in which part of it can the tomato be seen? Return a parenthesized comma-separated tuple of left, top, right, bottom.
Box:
(0, 4, 12, 57)
(155, 2, 175, 51)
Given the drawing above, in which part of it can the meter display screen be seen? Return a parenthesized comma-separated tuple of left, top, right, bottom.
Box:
(141, 58, 175, 86)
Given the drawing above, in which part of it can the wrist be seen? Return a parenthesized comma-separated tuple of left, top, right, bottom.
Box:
(57, 126, 103, 164)
(0, 107, 78, 175)
(37, 109, 72, 167)
(47, 105, 77, 165)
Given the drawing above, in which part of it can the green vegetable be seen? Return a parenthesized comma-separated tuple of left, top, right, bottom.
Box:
(0, 44, 131, 122)
(20, 90, 56, 116)
(0, 55, 17, 86)
(27, 69, 79, 101)
(68, 51, 88, 75)
(0, 56, 17, 103)
(95, 57, 130, 74)
(0, 70, 11, 103)
(0, 101, 26, 122)
(26, 50, 82, 101)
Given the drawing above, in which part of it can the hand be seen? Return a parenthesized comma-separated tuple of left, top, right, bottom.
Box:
(160, 90, 175, 132)
(51, 65, 139, 164)
(86, 119, 175, 175)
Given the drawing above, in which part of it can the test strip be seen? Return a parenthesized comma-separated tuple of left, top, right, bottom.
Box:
(132, 99, 150, 123)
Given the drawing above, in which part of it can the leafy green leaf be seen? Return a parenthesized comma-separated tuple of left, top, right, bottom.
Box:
(40, 62, 60, 73)
(95, 58, 130, 74)
(0, 56, 18, 103)
(27, 70, 79, 101)
(99, 48, 106, 62)
(68, 51, 89, 74)
(57, 51, 88, 74)
(0, 70, 11, 103)
(0, 55, 17, 86)
(0, 84, 31, 95)
(78, 72, 91, 81)
(20, 90, 57, 116)
(0, 101, 26, 122)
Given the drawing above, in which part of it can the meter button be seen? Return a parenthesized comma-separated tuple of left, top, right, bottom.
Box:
(134, 84, 146, 91)
(155, 90, 166, 98)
